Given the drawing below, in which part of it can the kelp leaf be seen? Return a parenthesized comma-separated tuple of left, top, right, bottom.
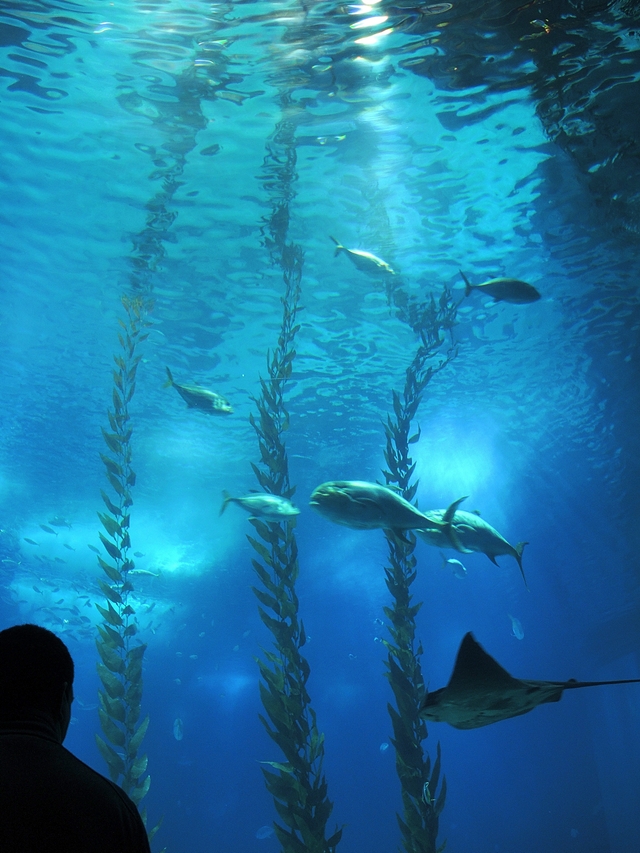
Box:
(129, 714, 149, 754)
(104, 695, 126, 724)
(95, 601, 123, 627)
(95, 734, 125, 782)
(252, 586, 279, 612)
(435, 775, 447, 817)
(96, 640, 125, 674)
(102, 428, 122, 454)
(100, 454, 123, 479)
(98, 556, 122, 583)
(98, 512, 121, 539)
(99, 708, 125, 747)
(107, 472, 125, 497)
(97, 663, 125, 699)
(260, 760, 294, 774)
(127, 643, 147, 663)
(97, 579, 123, 606)
(99, 533, 122, 562)
(100, 490, 122, 517)
(131, 753, 148, 779)
(130, 774, 151, 805)
(246, 535, 273, 567)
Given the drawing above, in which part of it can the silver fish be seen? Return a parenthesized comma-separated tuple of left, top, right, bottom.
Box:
(309, 480, 465, 544)
(417, 499, 528, 588)
(330, 236, 396, 276)
(220, 491, 300, 521)
(440, 552, 467, 579)
(165, 367, 233, 415)
(460, 270, 540, 304)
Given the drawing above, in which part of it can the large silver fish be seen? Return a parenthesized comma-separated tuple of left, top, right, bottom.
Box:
(416, 499, 528, 588)
(220, 491, 300, 521)
(460, 270, 540, 304)
(330, 236, 396, 276)
(309, 480, 465, 543)
(165, 367, 233, 415)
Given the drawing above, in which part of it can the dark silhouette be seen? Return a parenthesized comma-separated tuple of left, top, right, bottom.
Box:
(0, 623, 151, 852)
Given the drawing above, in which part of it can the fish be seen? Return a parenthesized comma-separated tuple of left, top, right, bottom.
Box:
(220, 490, 300, 521)
(459, 270, 540, 304)
(63, 544, 75, 551)
(416, 498, 528, 589)
(23, 538, 39, 546)
(440, 552, 467, 579)
(40, 524, 58, 535)
(48, 516, 72, 528)
(508, 614, 524, 640)
(330, 236, 396, 276)
(173, 717, 184, 741)
(129, 569, 161, 578)
(309, 481, 466, 545)
(420, 632, 640, 730)
(87, 544, 100, 554)
(164, 367, 233, 415)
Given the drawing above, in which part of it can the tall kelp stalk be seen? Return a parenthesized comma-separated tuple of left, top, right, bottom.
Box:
(95, 295, 161, 844)
(382, 288, 459, 853)
(247, 104, 341, 853)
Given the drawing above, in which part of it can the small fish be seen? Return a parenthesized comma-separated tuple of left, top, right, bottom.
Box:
(460, 270, 540, 304)
(173, 717, 184, 741)
(164, 367, 233, 415)
(63, 543, 75, 551)
(220, 490, 300, 521)
(48, 516, 72, 528)
(256, 826, 274, 840)
(129, 569, 161, 578)
(23, 538, 39, 546)
(54, 557, 66, 564)
(508, 614, 524, 640)
(330, 236, 396, 276)
(88, 544, 100, 554)
(133, 551, 145, 558)
(39, 524, 58, 535)
(440, 552, 467, 579)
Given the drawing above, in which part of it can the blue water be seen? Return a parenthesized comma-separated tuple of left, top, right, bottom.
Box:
(1, 2, 640, 852)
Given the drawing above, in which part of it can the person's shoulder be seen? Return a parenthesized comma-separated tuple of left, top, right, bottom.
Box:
(61, 745, 150, 830)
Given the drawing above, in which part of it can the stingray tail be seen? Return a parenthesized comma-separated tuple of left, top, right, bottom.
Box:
(330, 235, 343, 257)
(164, 366, 174, 388)
(219, 490, 232, 516)
(515, 541, 529, 590)
(565, 676, 640, 689)
(459, 269, 474, 297)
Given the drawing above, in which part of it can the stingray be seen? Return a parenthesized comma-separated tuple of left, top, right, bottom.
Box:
(420, 632, 640, 730)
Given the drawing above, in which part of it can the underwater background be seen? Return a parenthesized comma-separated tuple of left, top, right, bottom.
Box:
(1, 1, 640, 851)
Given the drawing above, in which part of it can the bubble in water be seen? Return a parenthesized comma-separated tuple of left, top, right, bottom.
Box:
(380, 742, 390, 752)
(256, 825, 274, 840)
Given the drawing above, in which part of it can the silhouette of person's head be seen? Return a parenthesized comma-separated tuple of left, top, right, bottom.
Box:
(0, 623, 75, 740)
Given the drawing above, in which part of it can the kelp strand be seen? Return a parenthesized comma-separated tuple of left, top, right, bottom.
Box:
(248, 102, 341, 853)
(382, 287, 458, 853)
(94, 296, 162, 845)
